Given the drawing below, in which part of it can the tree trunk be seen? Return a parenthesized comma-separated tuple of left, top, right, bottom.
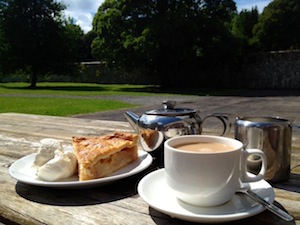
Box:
(30, 67, 38, 88)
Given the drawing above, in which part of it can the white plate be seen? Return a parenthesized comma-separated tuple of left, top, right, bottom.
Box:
(138, 169, 275, 223)
(9, 149, 152, 189)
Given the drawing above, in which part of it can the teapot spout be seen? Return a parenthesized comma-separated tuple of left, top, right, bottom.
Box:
(124, 111, 140, 132)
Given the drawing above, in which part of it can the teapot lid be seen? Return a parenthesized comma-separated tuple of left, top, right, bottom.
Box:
(145, 100, 197, 116)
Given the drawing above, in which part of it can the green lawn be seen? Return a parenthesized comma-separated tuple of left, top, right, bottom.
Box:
(0, 96, 134, 116)
(0, 82, 238, 116)
(0, 82, 166, 96)
(0, 82, 185, 116)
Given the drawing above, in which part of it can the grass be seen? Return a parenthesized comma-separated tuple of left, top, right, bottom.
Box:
(0, 96, 134, 116)
(0, 82, 166, 96)
(0, 82, 190, 116)
(0, 82, 240, 116)
(0, 82, 236, 96)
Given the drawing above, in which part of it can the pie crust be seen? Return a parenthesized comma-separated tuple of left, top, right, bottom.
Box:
(72, 132, 138, 181)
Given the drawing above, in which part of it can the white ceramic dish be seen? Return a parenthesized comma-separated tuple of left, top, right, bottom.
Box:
(9, 149, 152, 189)
(138, 169, 275, 223)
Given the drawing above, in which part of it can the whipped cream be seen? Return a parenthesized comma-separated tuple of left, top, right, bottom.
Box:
(33, 138, 63, 167)
(36, 150, 77, 181)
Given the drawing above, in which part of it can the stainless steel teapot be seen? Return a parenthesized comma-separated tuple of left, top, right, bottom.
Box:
(124, 100, 230, 152)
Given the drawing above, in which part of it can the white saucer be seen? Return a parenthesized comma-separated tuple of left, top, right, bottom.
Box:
(9, 149, 152, 189)
(138, 169, 274, 223)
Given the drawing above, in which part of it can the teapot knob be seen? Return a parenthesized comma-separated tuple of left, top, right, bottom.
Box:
(162, 100, 176, 109)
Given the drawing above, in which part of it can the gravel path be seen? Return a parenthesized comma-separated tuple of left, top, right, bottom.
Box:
(71, 90, 300, 126)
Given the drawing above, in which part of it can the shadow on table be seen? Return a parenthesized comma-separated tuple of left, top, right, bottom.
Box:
(148, 200, 296, 225)
(14, 159, 161, 206)
(271, 173, 300, 193)
(14, 172, 146, 206)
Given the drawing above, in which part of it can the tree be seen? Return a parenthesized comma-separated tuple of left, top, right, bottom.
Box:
(0, 0, 70, 87)
(64, 19, 85, 62)
(92, 0, 238, 87)
(0, 1, 12, 74)
(81, 30, 97, 61)
(231, 8, 259, 48)
(252, 0, 300, 51)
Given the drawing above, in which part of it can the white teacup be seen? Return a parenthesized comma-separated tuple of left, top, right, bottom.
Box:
(164, 135, 267, 207)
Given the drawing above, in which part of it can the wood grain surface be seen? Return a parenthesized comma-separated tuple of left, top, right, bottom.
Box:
(0, 113, 299, 225)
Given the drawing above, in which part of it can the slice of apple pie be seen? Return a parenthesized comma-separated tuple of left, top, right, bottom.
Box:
(72, 132, 138, 181)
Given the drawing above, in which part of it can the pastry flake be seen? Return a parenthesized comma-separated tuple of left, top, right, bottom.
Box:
(72, 132, 138, 181)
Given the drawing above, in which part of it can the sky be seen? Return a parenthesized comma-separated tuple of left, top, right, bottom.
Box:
(62, 0, 272, 33)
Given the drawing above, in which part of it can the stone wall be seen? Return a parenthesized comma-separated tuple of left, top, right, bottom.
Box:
(238, 50, 300, 89)
(78, 62, 160, 84)
(78, 50, 300, 89)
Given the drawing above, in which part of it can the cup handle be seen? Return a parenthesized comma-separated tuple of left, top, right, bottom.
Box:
(241, 149, 267, 183)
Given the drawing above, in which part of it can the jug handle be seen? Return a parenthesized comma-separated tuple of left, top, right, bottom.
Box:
(202, 113, 232, 136)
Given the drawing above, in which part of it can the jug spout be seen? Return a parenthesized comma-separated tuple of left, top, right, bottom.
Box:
(124, 111, 140, 132)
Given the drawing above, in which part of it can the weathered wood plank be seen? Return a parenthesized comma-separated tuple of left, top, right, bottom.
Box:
(0, 113, 133, 141)
(0, 113, 299, 225)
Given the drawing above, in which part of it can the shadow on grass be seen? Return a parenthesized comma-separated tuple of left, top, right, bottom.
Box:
(0, 83, 110, 92)
(1, 83, 300, 97)
(0, 83, 231, 96)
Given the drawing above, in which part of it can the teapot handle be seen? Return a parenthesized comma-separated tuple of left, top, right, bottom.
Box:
(202, 113, 232, 136)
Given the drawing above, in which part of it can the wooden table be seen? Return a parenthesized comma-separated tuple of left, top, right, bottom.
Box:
(0, 113, 299, 225)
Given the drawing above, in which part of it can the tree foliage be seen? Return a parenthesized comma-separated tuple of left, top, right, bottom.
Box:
(81, 30, 97, 61)
(64, 18, 86, 61)
(231, 7, 258, 48)
(0, 0, 85, 87)
(92, 0, 238, 87)
(2, 0, 299, 87)
(252, 0, 300, 51)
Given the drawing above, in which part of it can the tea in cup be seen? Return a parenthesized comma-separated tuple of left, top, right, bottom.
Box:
(164, 135, 267, 207)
